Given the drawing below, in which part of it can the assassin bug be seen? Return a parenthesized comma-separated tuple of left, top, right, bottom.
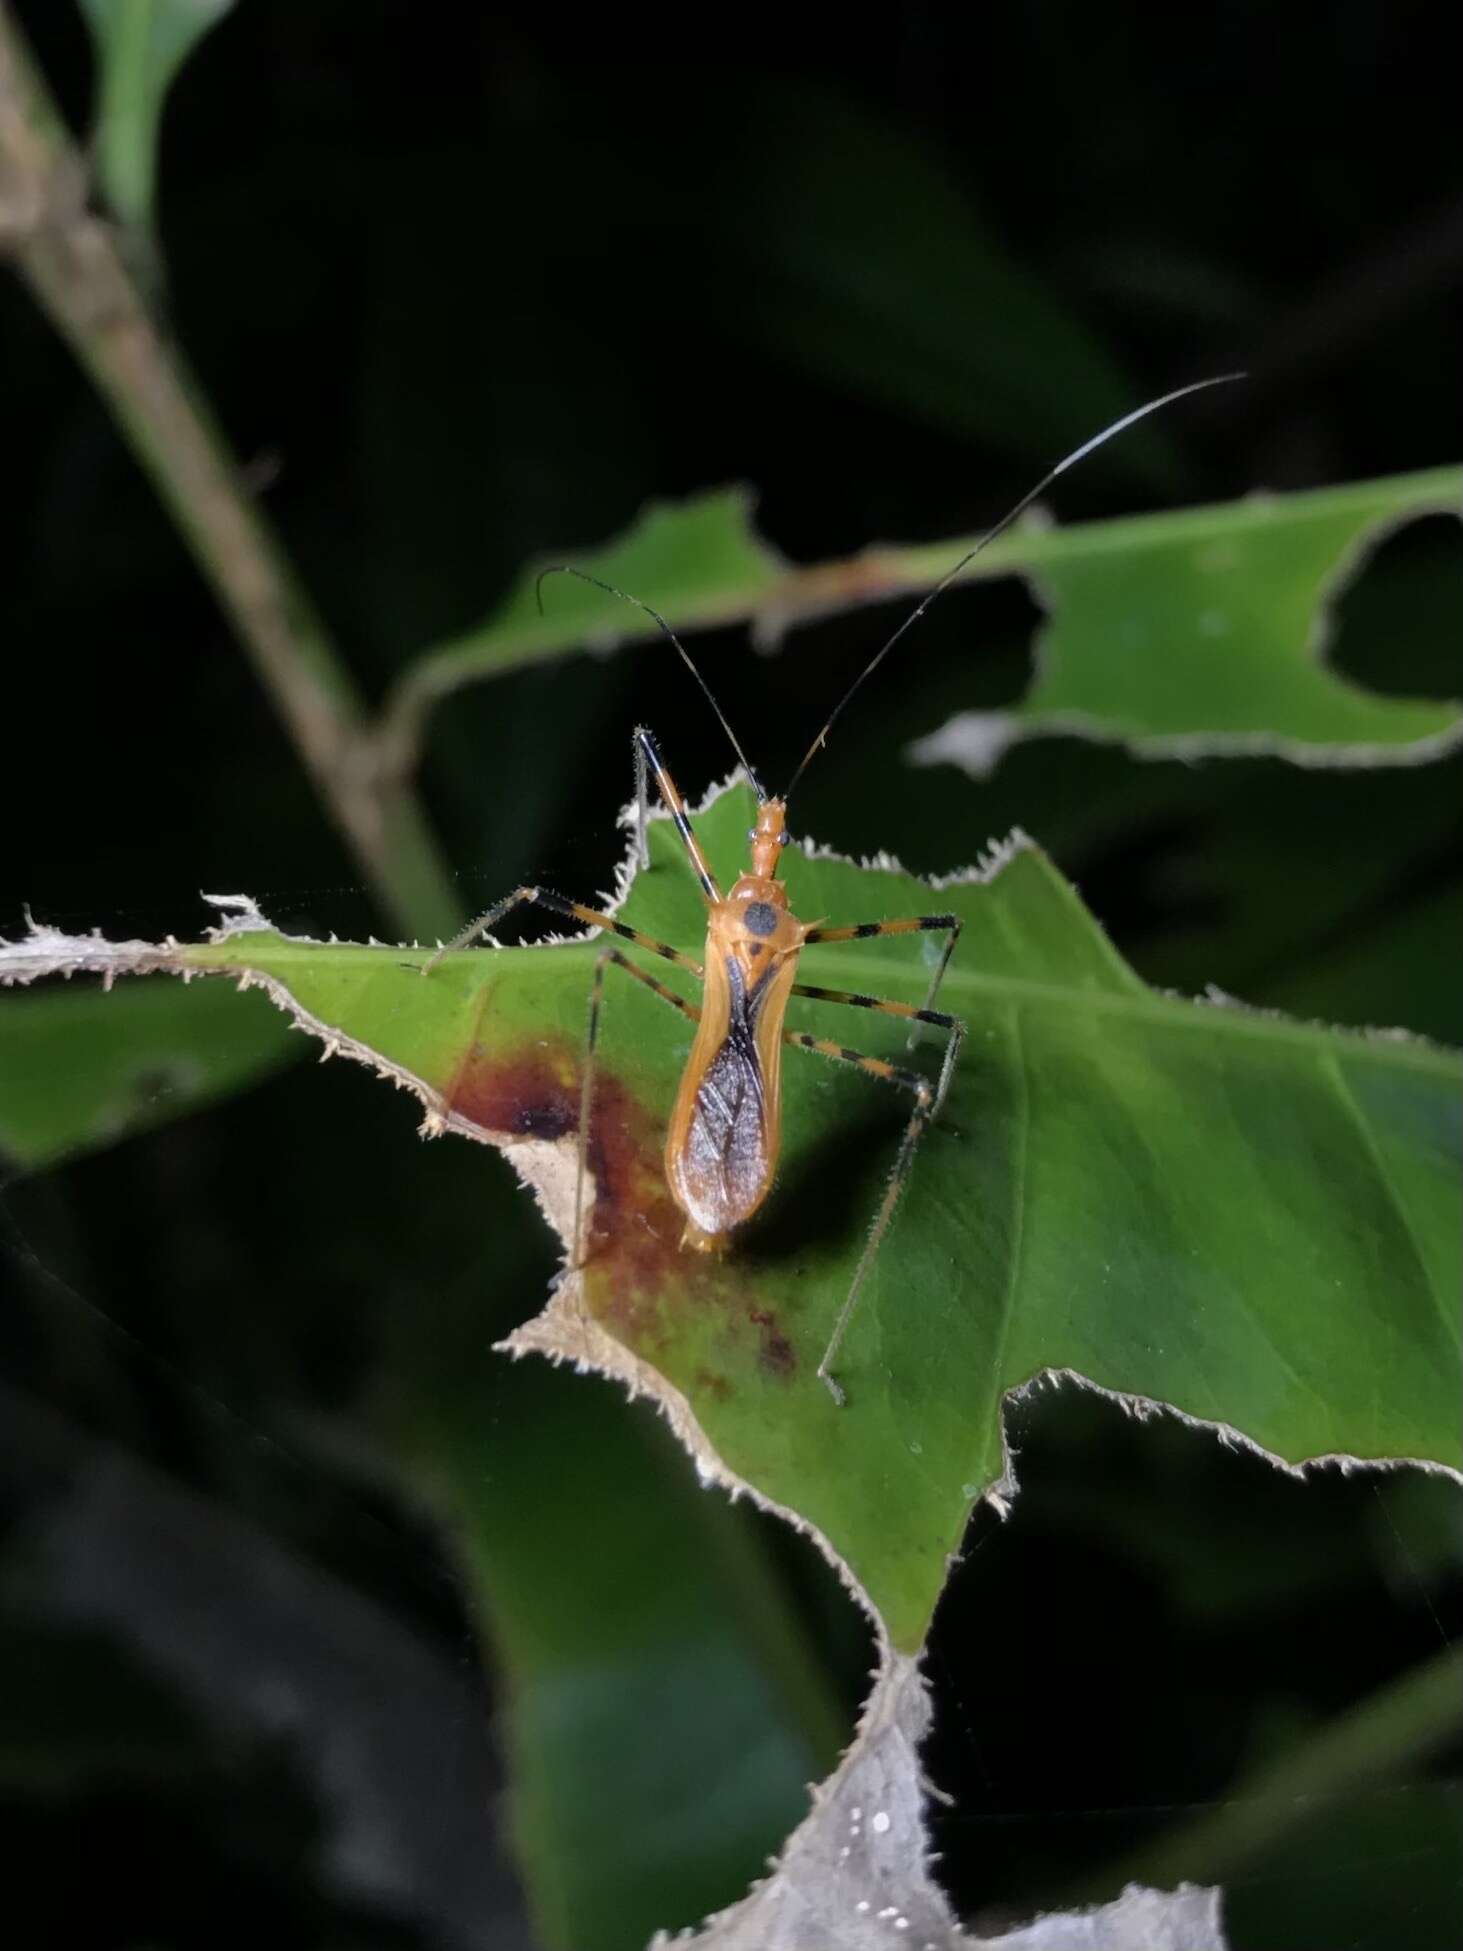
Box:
(426, 376, 1239, 1403)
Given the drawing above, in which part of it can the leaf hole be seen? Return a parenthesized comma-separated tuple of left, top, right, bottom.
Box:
(1327, 512, 1463, 702)
(921, 1383, 1463, 1942)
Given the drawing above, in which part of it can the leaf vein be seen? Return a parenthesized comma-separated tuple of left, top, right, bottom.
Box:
(1323, 1051, 1454, 1344)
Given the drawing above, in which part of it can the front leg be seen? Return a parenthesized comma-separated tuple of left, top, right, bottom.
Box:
(421, 884, 702, 977)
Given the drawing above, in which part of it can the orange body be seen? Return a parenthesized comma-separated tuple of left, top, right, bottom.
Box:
(664, 801, 807, 1250)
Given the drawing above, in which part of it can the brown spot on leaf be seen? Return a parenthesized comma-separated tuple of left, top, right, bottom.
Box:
(749, 1306, 796, 1379)
(447, 1044, 579, 1141)
(442, 1034, 732, 1359)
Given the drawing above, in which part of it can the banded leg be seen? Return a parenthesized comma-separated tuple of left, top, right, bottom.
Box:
(422, 884, 702, 977)
(785, 1015, 965, 1405)
(575, 947, 700, 1267)
(802, 914, 963, 1046)
(791, 983, 964, 1110)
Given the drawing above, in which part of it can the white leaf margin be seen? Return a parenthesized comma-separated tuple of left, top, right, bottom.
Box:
(907, 481, 1463, 779)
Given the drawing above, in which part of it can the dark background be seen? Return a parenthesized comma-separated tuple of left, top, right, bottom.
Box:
(2, 5, 1461, 1948)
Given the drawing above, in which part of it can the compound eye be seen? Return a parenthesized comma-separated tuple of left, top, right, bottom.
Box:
(747, 828, 758, 844)
(777, 831, 791, 846)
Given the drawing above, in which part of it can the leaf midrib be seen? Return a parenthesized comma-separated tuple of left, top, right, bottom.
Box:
(814, 950, 1461, 1079)
(188, 936, 1463, 1083)
(881, 465, 1463, 581)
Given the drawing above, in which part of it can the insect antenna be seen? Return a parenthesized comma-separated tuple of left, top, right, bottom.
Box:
(782, 371, 1246, 800)
(536, 566, 767, 801)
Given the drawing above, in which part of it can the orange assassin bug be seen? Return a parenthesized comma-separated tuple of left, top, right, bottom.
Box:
(426, 376, 1240, 1402)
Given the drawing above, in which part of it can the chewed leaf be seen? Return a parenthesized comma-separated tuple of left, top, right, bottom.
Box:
(8, 793, 1458, 1948)
(386, 468, 1461, 781)
(12, 785, 1456, 1659)
(497, 786, 1462, 1653)
(384, 488, 783, 769)
(912, 469, 1463, 774)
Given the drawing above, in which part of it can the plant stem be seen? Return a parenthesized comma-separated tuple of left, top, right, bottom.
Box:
(0, 10, 460, 942)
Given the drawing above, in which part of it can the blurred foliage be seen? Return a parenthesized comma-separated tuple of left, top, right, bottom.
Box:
(78, 0, 234, 239)
(916, 467, 1460, 765)
(0, 976, 294, 1167)
(2, 4, 1461, 1949)
(382, 468, 1462, 777)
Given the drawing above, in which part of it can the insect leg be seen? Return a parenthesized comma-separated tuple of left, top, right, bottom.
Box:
(801, 913, 963, 1049)
(575, 947, 701, 1267)
(633, 726, 723, 903)
(908, 920, 962, 1043)
(785, 1017, 965, 1404)
(421, 885, 702, 977)
(790, 981, 967, 1088)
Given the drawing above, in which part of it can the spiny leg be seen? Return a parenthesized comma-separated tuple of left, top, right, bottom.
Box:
(802, 913, 963, 1047)
(575, 947, 701, 1269)
(785, 1017, 965, 1404)
(421, 885, 702, 977)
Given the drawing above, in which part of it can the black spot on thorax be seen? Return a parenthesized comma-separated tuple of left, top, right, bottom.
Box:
(744, 901, 779, 937)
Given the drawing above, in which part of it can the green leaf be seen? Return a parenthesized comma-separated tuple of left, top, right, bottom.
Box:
(0, 975, 295, 1168)
(134, 784, 1461, 1654)
(913, 467, 1463, 772)
(79, 0, 234, 233)
(9, 800, 1454, 1942)
(0, 954, 843, 1951)
(384, 487, 783, 771)
(385, 468, 1463, 778)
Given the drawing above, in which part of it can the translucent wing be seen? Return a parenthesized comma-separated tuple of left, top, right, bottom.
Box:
(666, 949, 792, 1239)
(679, 1030, 767, 1228)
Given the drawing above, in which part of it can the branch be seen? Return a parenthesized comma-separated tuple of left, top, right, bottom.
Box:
(0, 9, 460, 940)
